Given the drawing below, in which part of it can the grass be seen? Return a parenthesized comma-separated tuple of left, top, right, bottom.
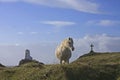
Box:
(0, 52, 120, 80)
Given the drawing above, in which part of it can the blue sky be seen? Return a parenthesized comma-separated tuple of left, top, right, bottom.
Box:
(0, 0, 120, 65)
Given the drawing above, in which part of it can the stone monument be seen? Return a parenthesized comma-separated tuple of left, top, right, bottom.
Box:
(25, 49, 32, 60)
(19, 49, 44, 66)
(90, 44, 94, 53)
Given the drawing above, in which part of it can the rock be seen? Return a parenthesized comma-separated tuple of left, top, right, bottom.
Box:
(0, 63, 5, 67)
(19, 59, 44, 66)
(18, 49, 44, 66)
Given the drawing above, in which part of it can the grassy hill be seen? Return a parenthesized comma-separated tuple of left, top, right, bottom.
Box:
(0, 52, 120, 80)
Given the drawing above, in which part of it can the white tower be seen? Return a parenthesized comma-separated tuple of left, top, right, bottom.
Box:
(25, 49, 32, 60)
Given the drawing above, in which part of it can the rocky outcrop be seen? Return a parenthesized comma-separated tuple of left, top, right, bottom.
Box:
(19, 59, 44, 66)
(0, 63, 5, 67)
(19, 49, 44, 66)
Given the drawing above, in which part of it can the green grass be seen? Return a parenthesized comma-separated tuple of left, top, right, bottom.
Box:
(0, 52, 120, 80)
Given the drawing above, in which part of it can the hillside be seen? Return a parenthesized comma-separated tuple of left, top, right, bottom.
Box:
(0, 52, 120, 80)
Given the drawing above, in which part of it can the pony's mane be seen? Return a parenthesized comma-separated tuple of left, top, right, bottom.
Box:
(60, 38, 73, 47)
(61, 38, 69, 45)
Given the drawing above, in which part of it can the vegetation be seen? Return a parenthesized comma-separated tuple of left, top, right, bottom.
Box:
(0, 52, 120, 80)
(19, 59, 44, 66)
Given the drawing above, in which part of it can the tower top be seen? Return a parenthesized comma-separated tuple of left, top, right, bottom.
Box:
(25, 49, 32, 60)
(25, 49, 30, 52)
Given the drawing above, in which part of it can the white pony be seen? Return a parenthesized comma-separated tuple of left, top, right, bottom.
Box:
(55, 37, 75, 64)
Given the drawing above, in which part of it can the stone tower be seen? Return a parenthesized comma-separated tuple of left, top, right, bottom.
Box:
(25, 49, 32, 60)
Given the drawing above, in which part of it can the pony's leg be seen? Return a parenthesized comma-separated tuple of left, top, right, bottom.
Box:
(60, 59, 62, 64)
(66, 60, 69, 64)
(64, 60, 69, 64)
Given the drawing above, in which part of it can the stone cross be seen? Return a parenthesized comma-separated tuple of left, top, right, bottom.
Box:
(90, 44, 94, 53)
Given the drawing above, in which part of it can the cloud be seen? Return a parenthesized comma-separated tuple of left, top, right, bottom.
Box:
(0, 45, 24, 66)
(0, 34, 120, 66)
(0, 43, 57, 66)
(86, 20, 120, 27)
(74, 34, 120, 54)
(15, 43, 20, 46)
(98, 20, 120, 26)
(0, 0, 18, 2)
(0, 0, 101, 14)
(24, 0, 101, 14)
(30, 32, 38, 34)
(17, 31, 38, 35)
(17, 32, 24, 35)
(41, 21, 76, 27)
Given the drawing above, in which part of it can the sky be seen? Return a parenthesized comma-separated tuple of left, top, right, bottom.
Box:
(0, 0, 120, 66)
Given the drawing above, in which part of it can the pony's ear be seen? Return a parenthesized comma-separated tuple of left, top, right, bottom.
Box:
(68, 37, 71, 40)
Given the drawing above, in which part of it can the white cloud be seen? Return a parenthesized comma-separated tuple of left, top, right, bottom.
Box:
(41, 21, 76, 27)
(0, 0, 18, 2)
(0, 34, 120, 66)
(15, 43, 20, 46)
(86, 20, 120, 27)
(17, 32, 24, 35)
(17, 31, 38, 35)
(98, 20, 120, 26)
(24, 0, 100, 14)
(0, 45, 24, 66)
(0, 0, 101, 14)
(74, 34, 120, 54)
(30, 32, 38, 34)
(0, 43, 57, 66)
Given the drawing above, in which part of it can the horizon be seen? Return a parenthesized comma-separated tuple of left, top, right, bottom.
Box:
(0, 0, 120, 66)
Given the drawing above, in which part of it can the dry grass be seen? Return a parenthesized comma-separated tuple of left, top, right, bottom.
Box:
(0, 52, 120, 80)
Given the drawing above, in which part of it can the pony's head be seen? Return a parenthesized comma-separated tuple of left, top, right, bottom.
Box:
(64, 37, 75, 51)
